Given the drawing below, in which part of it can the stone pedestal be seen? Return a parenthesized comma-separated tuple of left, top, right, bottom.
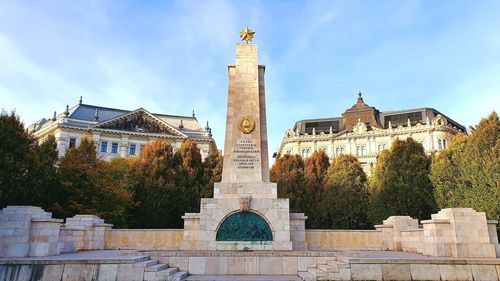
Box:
(486, 220, 500, 257)
(59, 225, 85, 254)
(290, 213, 308, 250)
(65, 215, 113, 250)
(375, 216, 419, 251)
(0, 206, 62, 258)
(422, 208, 496, 258)
(29, 218, 63, 257)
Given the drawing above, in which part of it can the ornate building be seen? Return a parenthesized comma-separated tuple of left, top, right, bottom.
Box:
(28, 97, 216, 160)
(277, 93, 466, 173)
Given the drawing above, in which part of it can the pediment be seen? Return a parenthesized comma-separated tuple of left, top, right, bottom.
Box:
(92, 109, 186, 137)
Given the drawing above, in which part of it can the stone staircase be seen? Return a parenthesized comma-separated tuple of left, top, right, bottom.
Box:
(133, 257, 189, 281)
(298, 256, 351, 281)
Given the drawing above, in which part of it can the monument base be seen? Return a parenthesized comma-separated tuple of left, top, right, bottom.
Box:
(181, 182, 304, 251)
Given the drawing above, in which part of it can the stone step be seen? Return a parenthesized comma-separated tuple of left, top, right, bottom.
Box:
(318, 268, 351, 281)
(145, 263, 169, 272)
(144, 267, 178, 281)
(307, 268, 327, 278)
(170, 270, 189, 281)
(134, 259, 159, 268)
(156, 267, 179, 277)
(144, 272, 169, 281)
(185, 275, 302, 281)
(335, 256, 351, 263)
(317, 264, 338, 273)
(326, 260, 350, 269)
(298, 271, 317, 281)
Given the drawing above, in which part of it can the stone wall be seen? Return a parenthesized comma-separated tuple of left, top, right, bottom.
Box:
(401, 229, 424, 253)
(0, 206, 62, 258)
(290, 213, 308, 250)
(377, 208, 499, 258)
(0, 262, 149, 281)
(0, 206, 112, 258)
(105, 229, 183, 250)
(305, 230, 382, 250)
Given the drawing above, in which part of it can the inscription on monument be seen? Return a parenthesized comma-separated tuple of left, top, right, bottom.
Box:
(232, 139, 260, 170)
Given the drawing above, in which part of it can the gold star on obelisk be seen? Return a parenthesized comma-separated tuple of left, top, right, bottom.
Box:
(239, 27, 255, 43)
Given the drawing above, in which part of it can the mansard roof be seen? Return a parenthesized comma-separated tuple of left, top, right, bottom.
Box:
(291, 95, 466, 135)
(30, 102, 213, 141)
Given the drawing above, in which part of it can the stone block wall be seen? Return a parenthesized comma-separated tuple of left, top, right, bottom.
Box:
(0, 206, 62, 258)
(29, 218, 63, 257)
(377, 208, 499, 258)
(305, 230, 382, 250)
(105, 229, 183, 250)
(488, 220, 500, 257)
(0, 206, 111, 258)
(375, 216, 419, 251)
(401, 229, 423, 253)
(422, 208, 496, 258)
(290, 213, 308, 250)
(65, 215, 113, 250)
(58, 226, 84, 254)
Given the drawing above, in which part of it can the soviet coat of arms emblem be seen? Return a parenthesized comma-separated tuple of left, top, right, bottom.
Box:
(239, 116, 256, 134)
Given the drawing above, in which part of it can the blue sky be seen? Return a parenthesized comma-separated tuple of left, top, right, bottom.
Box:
(1, 0, 499, 159)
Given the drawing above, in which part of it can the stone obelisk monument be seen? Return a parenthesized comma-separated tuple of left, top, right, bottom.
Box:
(220, 42, 269, 184)
(181, 28, 306, 251)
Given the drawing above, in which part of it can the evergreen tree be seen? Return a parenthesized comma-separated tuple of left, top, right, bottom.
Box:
(0, 111, 59, 208)
(31, 135, 60, 210)
(201, 145, 223, 198)
(369, 138, 437, 224)
(0, 111, 35, 206)
(321, 154, 370, 229)
(431, 112, 500, 222)
(270, 154, 306, 213)
(430, 134, 468, 208)
(303, 150, 330, 228)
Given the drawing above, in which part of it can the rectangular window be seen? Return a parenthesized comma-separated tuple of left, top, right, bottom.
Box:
(438, 139, 447, 150)
(69, 138, 76, 148)
(357, 145, 366, 156)
(111, 142, 119, 154)
(301, 148, 311, 158)
(100, 141, 108, 153)
(140, 144, 145, 154)
(378, 144, 388, 152)
(129, 144, 136, 155)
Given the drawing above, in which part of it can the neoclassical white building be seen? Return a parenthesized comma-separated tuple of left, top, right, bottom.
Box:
(28, 97, 216, 161)
(277, 93, 466, 173)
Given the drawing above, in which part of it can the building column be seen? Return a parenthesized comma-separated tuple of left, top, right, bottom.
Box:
(329, 140, 334, 158)
(120, 136, 129, 157)
(55, 136, 66, 158)
(92, 133, 101, 152)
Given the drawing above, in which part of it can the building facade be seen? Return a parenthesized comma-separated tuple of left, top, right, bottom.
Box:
(277, 93, 466, 173)
(28, 98, 216, 160)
